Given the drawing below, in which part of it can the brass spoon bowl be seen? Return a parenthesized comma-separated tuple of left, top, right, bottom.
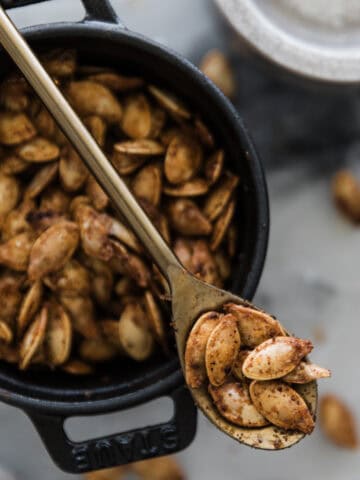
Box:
(0, 6, 317, 450)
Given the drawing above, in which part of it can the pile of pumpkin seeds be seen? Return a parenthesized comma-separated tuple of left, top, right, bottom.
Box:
(0, 49, 240, 373)
(185, 303, 330, 434)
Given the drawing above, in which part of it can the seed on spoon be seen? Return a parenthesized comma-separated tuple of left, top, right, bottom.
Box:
(250, 380, 315, 434)
(242, 336, 313, 380)
(283, 362, 331, 384)
(224, 303, 285, 347)
(185, 311, 221, 388)
(231, 350, 250, 382)
(209, 381, 269, 427)
(205, 313, 240, 387)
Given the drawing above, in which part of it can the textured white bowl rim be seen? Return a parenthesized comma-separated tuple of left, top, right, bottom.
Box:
(215, 0, 360, 84)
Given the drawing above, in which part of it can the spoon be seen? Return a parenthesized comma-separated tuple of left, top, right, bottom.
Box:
(0, 7, 316, 450)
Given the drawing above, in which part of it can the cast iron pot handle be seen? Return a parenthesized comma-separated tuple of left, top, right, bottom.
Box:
(27, 385, 197, 474)
(1, 0, 122, 25)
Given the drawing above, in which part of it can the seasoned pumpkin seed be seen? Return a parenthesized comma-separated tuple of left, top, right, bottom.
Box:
(132, 163, 162, 206)
(168, 199, 212, 236)
(0, 231, 35, 271)
(148, 85, 191, 119)
(163, 178, 209, 197)
(209, 381, 269, 427)
(24, 161, 58, 199)
(118, 303, 154, 361)
(283, 362, 331, 384)
(250, 380, 315, 434)
(0, 112, 36, 145)
(320, 394, 358, 449)
(62, 359, 94, 375)
(242, 336, 313, 380)
(114, 139, 164, 156)
(205, 314, 240, 386)
(0, 174, 20, 215)
(224, 303, 284, 347)
(59, 146, 88, 192)
(28, 221, 79, 280)
(203, 173, 239, 221)
(19, 305, 48, 370)
(200, 49, 236, 98)
(185, 311, 220, 388)
(66, 81, 122, 123)
(164, 133, 202, 185)
(17, 280, 43, 336)
(0, 320, 13, 344)
(46, 301, 72, 366)
(16, 137, 60, 163)
(210, 198, 236, 251)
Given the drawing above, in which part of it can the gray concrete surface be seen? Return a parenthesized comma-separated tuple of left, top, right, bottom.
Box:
(0, 1, 359, 479)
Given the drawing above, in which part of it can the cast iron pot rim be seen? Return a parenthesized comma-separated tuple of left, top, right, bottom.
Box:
(0, 19, 269, 416)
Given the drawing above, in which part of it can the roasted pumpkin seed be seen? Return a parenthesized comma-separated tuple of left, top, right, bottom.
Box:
(16, 137, 59, 163)
(185, 311, 220, 388)
(118, 303, 154, 361)
(0, 112, 36, 145)
(205, 314, 240, 386)
(283, 362, 331, 384)
(168, 199, 212, 236)
(209, 381, 269, 427)
(164, 133, 202, 185)
(17, 280, 43, 336)
(242, 336, 313, 380)
(224, 303, 284, 347)
(19, 305, 48, 370)
(250, 380, 315, 434)
(320, 394, 358, 449)
(46, 301, 72, 366)
(200, 49, 236, 98)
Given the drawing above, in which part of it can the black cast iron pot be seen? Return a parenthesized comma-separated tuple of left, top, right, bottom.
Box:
(0, 0, 269, 474)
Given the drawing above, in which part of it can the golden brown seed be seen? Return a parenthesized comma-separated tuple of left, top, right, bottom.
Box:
(205, 314, 241, 386)
(33, 106, 58, 139)
(132, 163, 162, 206)
(168, 199, 212, 236)
(0, 320, 13, 344)
(40, 186, 70, 214)
(79, 338, 118, 363)
(132, 456, 185, 480)
(232, 350, 250, 381)
(0, 74, 29, 112)
(88, 259, 114, 306)
(188, 239, 221, 286)
(44, 259, 91, 297)
(62, 359, 94, 375)
(74, 203, 114, 261)
(200, 49, 236, 98)
(0, 155, 29, 175)
(143, 290, 167, 349)
(40, 49, 76, 77)
(46, 302, 72, 366)
(209, 381, 269, 427)
(0, 231, 35, 271)
(249, 380, 315, 434)
(118, 303, 154, 361)
(185, 311, 220, 388)
(224, 303, 285, 347)
(83, 115, 107, 147)
(19, 305, 48, 370)
(86, 175, 109, 210)
(66, 81, 122, 123)
(332, 170, 360, 222)
(148, 84, 191, 120)
(17, 280, 43, 336)
(0, 174, 20, 215)
(210, 198, 236, 251)
(111, 150, 145, 176)
(205, 150, 224, 185)
(112, 241, 150, 288)
(164, 133, 203, 185)
(121, 93, 155, 139)
(320, 394, 358, 449)
(163, 178, 209, 197)
(24, 161, 58, 199)
(2, 199, 34, 241)
(59, 146, 88, 192)
(16, 137, 60, 163)
(203, 173, 239, 221)
(113, 139, 164, 156)
(86, 72, 144, 92)
(28, 221, 79, 280)
(0, 274, 23, 324)
(0, 112, 36, 145)
(60, 295, 100, 340)
(243, 336, 313, 381)
(283, 362, 331, 384)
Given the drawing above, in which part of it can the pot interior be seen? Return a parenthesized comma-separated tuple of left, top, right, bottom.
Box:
(0, 23, 268, 410)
